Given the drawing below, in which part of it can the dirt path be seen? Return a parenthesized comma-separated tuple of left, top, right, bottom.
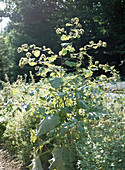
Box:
(0, 144, 24, 170)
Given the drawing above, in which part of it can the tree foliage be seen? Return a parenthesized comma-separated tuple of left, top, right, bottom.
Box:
(0, 0, 125, 82)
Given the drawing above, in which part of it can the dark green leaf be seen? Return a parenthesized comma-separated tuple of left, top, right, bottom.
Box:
(65, 60, 77, 67)
(32, 156, 43, 170)
(50, 77, 63, 88)
(77, 100, 89, 110)
(49, 147, 76, 170)
(37, 115, 60, 136)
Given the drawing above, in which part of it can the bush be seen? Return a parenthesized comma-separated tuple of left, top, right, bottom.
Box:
(1, 75, 47, 164)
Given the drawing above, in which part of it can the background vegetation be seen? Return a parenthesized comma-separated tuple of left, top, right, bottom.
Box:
(0, 0, 125, 82)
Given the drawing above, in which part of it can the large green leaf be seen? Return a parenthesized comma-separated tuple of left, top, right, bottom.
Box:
(65, 60, 77, 67)
(49, 147, 76, 170)
(37, 115, 60, 136)
(50, 77, 63, 88)
(77, 100, 89, 110)
(32, 156, 43, 170)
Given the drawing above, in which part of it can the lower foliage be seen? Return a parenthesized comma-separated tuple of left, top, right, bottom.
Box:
(0, 76, 124, 169)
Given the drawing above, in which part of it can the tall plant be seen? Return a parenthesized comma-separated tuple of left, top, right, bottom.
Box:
(17, 17, 124, 169)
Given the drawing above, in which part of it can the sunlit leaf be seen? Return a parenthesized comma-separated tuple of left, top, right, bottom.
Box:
(33, 50, 41, 57)
(29, 62, 37, 66)
(66, 23, 73, 27)
(12, 88, 18, 96)
(83, 69, 93, 78)
(59, 48, 67, 56)
(60, 34, 71, 41)
(49, 55, 58, 62)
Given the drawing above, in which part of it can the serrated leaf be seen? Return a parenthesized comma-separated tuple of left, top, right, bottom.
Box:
(50, 77, 63, 88)
(37, 115, 60, 136)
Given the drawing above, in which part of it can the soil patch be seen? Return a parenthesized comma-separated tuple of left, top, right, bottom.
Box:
(0, 144, 27, 170)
